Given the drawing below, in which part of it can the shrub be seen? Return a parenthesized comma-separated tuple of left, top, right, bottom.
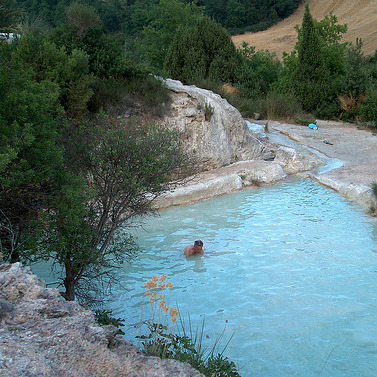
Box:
(259, 91, 302, 121)
(204, 102, 214, 121)
(294, 112, 316, 126)
(88, 77, 129, 113)
(164, 17, 239, 85)
(65, 2, 100, 39)
(95, 309, 125, 335)
(67, 75, 95, 118)
(360, 89, 377, 127)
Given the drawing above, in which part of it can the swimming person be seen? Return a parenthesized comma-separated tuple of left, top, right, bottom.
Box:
(184, 240, 204, 257)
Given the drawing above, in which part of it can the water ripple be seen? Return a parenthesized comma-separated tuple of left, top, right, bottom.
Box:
(61, 178, 377, 376)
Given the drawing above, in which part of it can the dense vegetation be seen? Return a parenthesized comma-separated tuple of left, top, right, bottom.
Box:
(0, 1, 195, 303)
(11, 0, 303, 34)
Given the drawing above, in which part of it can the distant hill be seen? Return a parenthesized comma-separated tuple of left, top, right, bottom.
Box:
(232, 0, 377, 58)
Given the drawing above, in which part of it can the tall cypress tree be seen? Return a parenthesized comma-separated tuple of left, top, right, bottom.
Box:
(294, 3, 328, 112)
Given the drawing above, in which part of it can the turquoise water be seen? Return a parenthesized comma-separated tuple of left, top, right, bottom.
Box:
(32, 178, 377, 376)
(107, 178, 377, 377)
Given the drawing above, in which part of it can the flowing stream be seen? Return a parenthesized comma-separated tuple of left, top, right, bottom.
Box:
(103, 178, 377, 377)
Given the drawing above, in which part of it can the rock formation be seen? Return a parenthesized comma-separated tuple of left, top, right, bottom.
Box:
(157, 79, 324, 208)
(0, 263, 204, 377)
(163, 78, 272, 170)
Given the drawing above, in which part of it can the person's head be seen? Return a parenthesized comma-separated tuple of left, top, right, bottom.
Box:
(194, 240, 203, 247)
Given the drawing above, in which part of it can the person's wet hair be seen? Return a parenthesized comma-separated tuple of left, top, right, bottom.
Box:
(194, 240, 203, 247)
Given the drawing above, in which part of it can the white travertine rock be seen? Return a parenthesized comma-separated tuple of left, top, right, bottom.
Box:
(163, 78, 271, 170)
(274, 146, 324, 174)
(155, 160, 288, 209)
(312, 175, 377, 211)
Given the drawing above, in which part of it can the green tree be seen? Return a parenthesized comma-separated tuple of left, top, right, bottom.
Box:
(45, 118, 192, 301)
(139, 0, 204, 71)
(339, 39, 369, 98)
(0, 57, 64, 262)
(0, 0, 22, 33)
(65, 2, 100, 39)
(164, 17, 239, 84)
(293, 3, 329, 112)
(237, 42, 282, 97)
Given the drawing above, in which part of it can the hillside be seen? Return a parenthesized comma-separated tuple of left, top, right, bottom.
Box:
(232, 0, 377, 58)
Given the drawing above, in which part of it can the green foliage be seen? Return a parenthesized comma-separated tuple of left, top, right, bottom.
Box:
(94, 309, 125, 335)
(360, 88, 377, 126)
(314, 12, 348, 76)
(276, 7, 353, 118)
(236, 43, 283, 97)
(45, 117, 191, 300)
(139, 0, 204, 71)
(164, 17, 239, 84)
(139, 321, 240, 377)
(294, 111, 316, 126)
(65, 2, 100, 39)
(0, 51, 64, 261)
(204, 102, 214, 121)
(66, 74, 95, 118)
(258, 91, 302, 121)
(12, 0, 302, 36)
(372, 182, 377, 198)
(12, 32, 97, 116)
(293, 4, 329, 112)
(0, 0, 22, 33)
(339, 39, 369, 98)
(185, 0, 301, 34)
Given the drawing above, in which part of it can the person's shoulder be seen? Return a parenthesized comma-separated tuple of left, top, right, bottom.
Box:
(184, 245, 194, 257)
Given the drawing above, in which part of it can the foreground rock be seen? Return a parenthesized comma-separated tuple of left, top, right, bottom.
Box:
(0, 263, 204, 377)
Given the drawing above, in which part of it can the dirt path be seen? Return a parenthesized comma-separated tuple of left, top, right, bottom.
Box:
(232, 0, 377, 58)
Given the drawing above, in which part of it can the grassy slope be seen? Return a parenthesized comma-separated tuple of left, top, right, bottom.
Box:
(232, 0, 377, 58)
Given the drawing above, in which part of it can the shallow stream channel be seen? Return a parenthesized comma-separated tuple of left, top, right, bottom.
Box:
(104, 177, 377, 377)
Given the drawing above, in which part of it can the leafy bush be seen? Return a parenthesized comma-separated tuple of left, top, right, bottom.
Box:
(294, 112, 316, 126)
(164, 17, 239, 84)
(360, 89, 377, 127)
(65, 2, 100, 39)
(236, 43, 282, 98)
(95, 309, 125, 335)
(259, 91, 302, 121)
(88, 77, 129, 113)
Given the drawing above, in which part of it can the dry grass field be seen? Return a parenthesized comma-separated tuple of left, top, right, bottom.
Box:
(232, 0, 377, 58)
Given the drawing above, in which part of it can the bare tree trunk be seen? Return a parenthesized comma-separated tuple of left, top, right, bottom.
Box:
(61, 270, 76, 301)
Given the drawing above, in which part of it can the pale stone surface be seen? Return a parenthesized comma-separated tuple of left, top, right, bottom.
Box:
(155, 160, 287, 209)
(274, 146, 324, 174)
(163, 78, 271, 170)
(158, 79, 324, 208)
(268, 121, 377, 211)
(0, 263, 204, 377)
